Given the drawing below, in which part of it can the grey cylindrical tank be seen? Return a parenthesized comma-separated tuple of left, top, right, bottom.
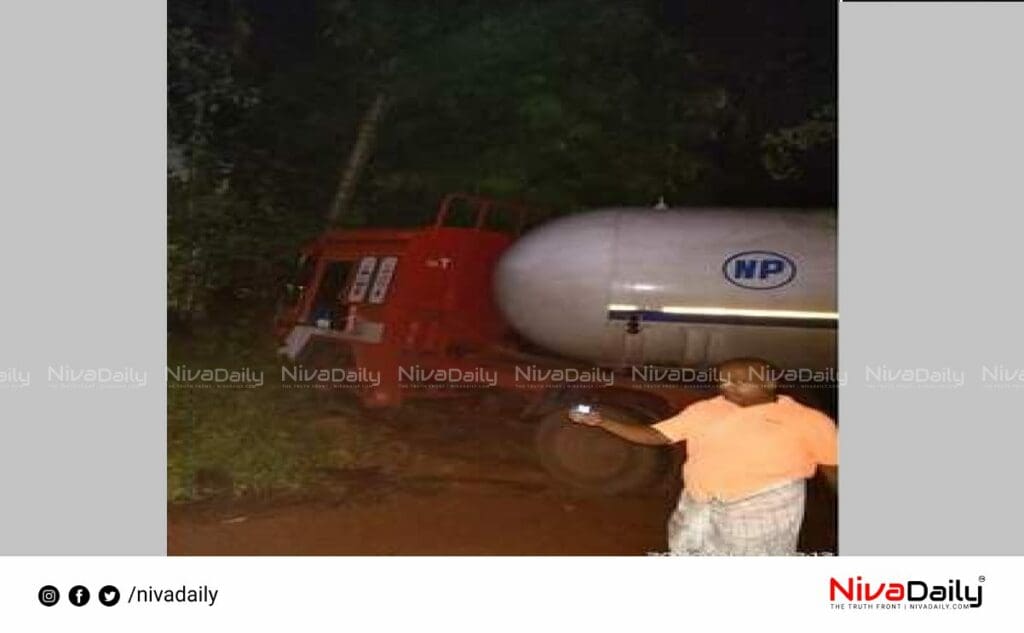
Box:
(493, 208, 837, 370)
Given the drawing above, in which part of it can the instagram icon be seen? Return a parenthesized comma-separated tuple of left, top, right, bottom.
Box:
(38, 585, 60, 607)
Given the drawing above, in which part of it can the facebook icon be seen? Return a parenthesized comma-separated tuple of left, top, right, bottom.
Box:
(69, 585, 90, 606)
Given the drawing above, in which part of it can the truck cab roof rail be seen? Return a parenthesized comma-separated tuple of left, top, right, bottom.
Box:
(433, 192, 531, 235)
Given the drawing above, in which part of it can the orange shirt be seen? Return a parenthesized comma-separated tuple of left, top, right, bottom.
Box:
(652, 395, 837, 503)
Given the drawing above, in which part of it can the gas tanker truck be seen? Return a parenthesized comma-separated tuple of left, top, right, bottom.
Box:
(275, 193, 837, 493)
(495, 207, 836, 370)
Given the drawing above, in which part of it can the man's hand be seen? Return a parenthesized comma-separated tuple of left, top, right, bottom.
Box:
(566, 408, 670, 446)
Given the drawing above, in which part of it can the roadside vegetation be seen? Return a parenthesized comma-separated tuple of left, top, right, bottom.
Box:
(167, 318, 344, 502)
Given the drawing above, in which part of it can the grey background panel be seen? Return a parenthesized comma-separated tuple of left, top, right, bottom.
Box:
(839, 2, 1024, 554)
(0, 2, 166, 554)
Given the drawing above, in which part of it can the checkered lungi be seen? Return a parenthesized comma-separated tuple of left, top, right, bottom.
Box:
(666, 479, 806, 556)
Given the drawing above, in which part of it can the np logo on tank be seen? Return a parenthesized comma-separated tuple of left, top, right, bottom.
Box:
(723, 251, 797, 289)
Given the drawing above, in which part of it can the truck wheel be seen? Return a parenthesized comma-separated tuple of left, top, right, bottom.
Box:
(534, 406, 668, 495)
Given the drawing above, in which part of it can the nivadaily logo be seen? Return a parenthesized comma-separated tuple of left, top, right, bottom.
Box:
(829, 576, 984, 610)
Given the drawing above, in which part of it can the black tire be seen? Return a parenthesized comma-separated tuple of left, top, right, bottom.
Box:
(534, 405, 669, 495)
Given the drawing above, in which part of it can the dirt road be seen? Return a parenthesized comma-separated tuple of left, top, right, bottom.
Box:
(168, 399, 836, 556)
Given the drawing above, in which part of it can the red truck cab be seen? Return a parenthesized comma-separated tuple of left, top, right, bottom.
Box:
(275, 193, 528, 408)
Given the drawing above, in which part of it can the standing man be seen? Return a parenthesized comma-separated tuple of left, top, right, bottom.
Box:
(568, 358, 837, 555)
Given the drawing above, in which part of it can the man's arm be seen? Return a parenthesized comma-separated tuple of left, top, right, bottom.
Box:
(569, 411, 671, 445)
(798, 405, 838, 492)
(819, 464, 838, 491)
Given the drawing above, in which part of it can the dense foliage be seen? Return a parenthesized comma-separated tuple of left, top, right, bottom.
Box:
(168, 0, 836, 316)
